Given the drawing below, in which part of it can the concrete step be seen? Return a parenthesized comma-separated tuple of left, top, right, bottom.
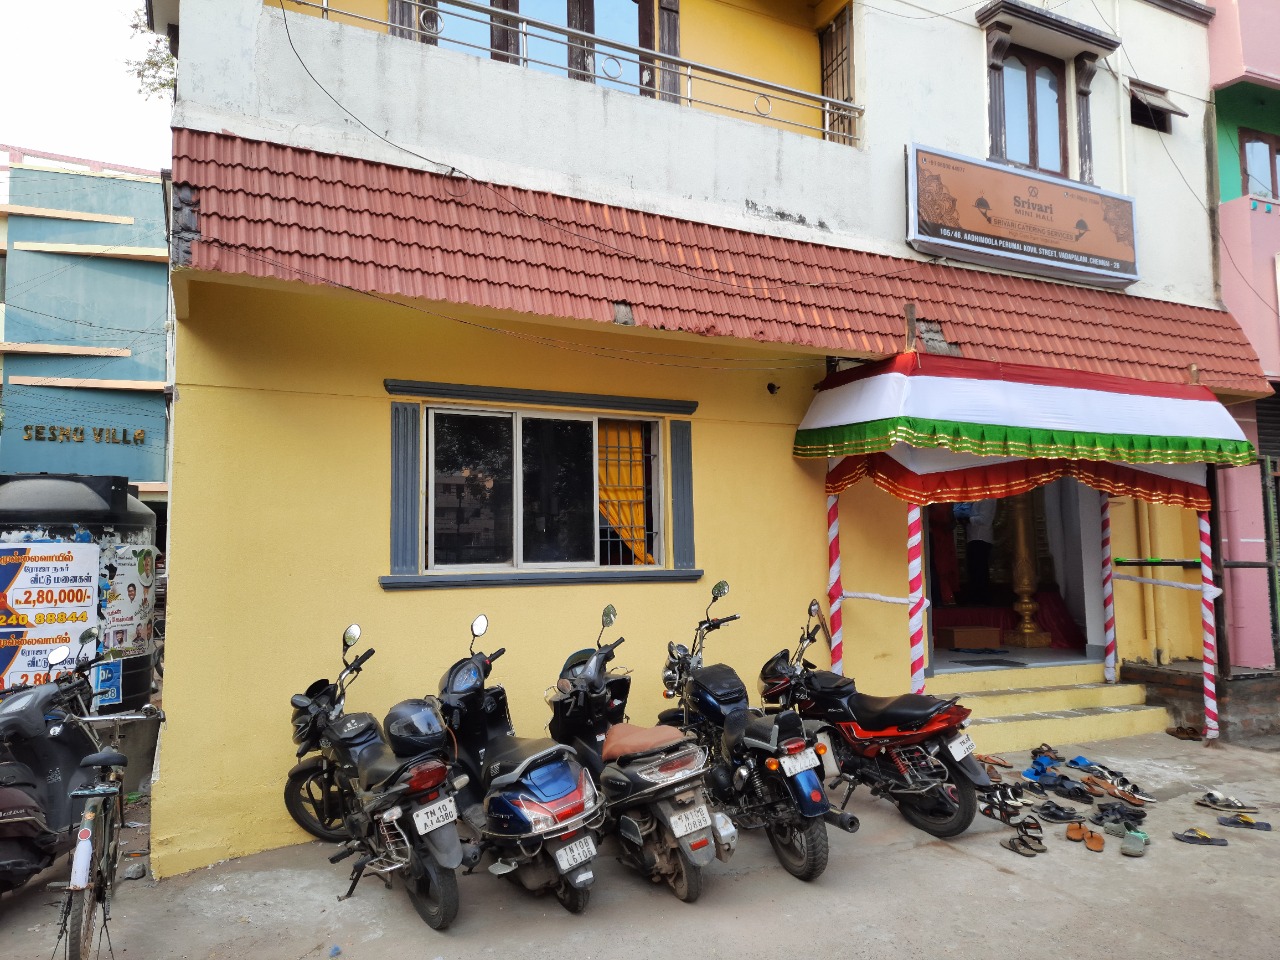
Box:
(965, 703, 1172, 756)
(956, 682, 1147, 719)
(928, 661, 1106, 694)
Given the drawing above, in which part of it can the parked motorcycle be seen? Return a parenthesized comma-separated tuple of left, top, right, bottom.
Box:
(439, 614, 605, 914)
(659, 582, 853, 882)
(0, 629, 106, 895)
(547, 604, 736, 903)
(757, 601, 988, 839)
(285, 624, 466, 930)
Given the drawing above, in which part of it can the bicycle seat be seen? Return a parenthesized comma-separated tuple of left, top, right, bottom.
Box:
(80, 751, 128, 769)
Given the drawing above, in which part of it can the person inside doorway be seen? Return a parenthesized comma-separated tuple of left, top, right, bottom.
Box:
(959, 498, 997, 605)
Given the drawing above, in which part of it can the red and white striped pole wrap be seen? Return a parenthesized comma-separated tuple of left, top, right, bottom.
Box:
(907, 503, 926, 693)
(1100, 493, 1117, 683)
(827, 493, 845, 675)
(1198, 511, 1220, 740)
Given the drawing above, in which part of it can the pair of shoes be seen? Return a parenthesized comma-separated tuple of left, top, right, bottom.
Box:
(976, 753, 1013, 768)
(1166, 725, 1203, 741)
(1172, 828, 1228, 846)
(1033, 800, 1083, 823)
(981, 799, 1020, 824)
(1083, 775, 1143, 805)
(1012, 814, 1047, 852)
(1053, 779, 1096, 805)
(1031, 743, 1064, 762)
(1218, 813, 1272, 831)
(986, 763, 1004, 783)
(1194, 791, 1258, 813)
(1000, 836, 1041, 857)
(1091, 805, 1147, 826)
(1065, 821, 1105, 852)
(995, 784, 1032, 807)
(1098, 801, 1146, 821)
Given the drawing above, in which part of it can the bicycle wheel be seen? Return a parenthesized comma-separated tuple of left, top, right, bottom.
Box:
(67, 804, 106, 960)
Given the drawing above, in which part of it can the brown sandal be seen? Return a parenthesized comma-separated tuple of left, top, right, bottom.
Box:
(976, 754, 1013, 768)
(1084, 830, 1105, 852)
(1066, 821, 1087, 842)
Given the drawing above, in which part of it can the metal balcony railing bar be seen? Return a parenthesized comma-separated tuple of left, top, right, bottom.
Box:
(284, 0, 862, 144)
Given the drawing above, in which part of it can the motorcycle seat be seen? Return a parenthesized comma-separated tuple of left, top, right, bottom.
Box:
(847, 692, 948, 731)
(356, 741, 404, 792)
(808, 671, 855, 693)
(483, 737, 574, 791)
(601, 723, 684, 762)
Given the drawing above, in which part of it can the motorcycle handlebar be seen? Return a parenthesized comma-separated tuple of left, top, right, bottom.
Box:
(489, 647, 507, 663)
(351, 648, 376, 670)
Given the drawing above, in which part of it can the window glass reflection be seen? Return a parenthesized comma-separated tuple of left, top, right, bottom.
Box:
(1035, 66, 1061, 172)
(432, 414, 514, 565)
(1003, 57, 1031, 166)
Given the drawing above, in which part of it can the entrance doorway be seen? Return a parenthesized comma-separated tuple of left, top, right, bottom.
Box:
(926, 478, 1102, 674)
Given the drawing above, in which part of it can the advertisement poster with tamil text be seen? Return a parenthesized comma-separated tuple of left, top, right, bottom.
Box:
(0, 543, 99, 690)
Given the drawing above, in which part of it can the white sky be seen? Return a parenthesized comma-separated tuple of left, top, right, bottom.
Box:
(0, 0, 174, 172)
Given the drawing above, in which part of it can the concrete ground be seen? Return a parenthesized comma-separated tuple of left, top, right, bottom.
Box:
(2, 731, 1278, 960)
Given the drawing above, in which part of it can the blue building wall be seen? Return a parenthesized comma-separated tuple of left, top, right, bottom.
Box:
(1, 166, 168, 483)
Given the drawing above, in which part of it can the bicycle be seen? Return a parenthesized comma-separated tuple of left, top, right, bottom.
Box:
(56, 703, 163, 960)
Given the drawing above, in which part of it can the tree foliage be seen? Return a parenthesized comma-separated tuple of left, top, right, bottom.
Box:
(126, 8, 176, 100)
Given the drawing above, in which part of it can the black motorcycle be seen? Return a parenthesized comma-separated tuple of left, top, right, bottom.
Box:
(547, 605, 736, 903)
(286, 624, 467, 930)
(0, 629, 106, 895)
(659, 582, 856, 882)
(439, 614, 604, 914)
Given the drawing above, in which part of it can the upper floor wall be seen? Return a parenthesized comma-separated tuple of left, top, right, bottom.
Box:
(167, 0, 1224, 307)
(1209, 0, 1280, 91)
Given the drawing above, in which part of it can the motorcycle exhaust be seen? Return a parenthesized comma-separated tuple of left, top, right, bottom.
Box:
(823, 809, 860, 834)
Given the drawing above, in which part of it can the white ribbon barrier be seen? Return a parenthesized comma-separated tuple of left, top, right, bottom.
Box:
(1111, 572, 1223, 601)
(842, 591, 932, 610)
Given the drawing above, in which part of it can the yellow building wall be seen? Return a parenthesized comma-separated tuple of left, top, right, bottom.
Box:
(1107, 497, 1204, 666)
(276, 0, 391, 31)
(152, 278, 912, 876)
(681, 0, 825, 136)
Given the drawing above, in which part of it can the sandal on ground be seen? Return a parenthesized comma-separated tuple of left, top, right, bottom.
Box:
(1022, 780, 1048, 797)
(1120, 832, 1146, 857)
(1035, 801, 1083, 823)
(1172, 828, 1228, 846)
(986, 763, 1003, 783)
(1077, 776, 1108, 797)
(1053, 781, 1095, 805)
(980, 801, 1019, 825)
(1194, 791, 1258, 813)
(1103, 820, 1149, 844)
(1084, 829, 1105, 852)
(1218, 814, 1272, 831)
(1014, 826, 1047, 853)
(1065, 821, 1087, 842)
(1066, 755, 1100, 770)
(1113, 778, 1157, 803)
(1097, 801, 1146, 821)
(1031, 743, 1064, 762)
(976, 754, 1012, 768)
(1000, 836, 1040, 857)
(1166, 725, 1202, 741)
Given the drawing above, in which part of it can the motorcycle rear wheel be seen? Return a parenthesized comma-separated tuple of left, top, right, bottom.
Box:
(555, 881, 590, 914)
(895, 753, 978, 839)
(283, 766, 347, 842)
(765, 818, 828, 882)
(667, 848, 703, 903)
(404, 857, 459, 930)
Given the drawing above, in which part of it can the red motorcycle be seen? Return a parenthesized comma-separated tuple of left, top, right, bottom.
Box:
(758, 601, 990, 838)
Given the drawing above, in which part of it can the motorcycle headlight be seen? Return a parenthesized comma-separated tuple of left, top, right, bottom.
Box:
(661, 663, 679, 690)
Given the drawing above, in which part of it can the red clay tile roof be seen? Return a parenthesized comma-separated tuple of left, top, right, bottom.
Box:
(172, 129, 1269, 397)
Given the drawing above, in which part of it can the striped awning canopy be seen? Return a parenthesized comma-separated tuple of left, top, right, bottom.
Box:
(794, 354, 1253, 509)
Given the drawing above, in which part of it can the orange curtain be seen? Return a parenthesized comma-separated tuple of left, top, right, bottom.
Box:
(598, 420, 655, 564)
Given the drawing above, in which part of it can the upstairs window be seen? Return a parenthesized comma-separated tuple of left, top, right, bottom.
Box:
(1242, 129, 1280, 201)
(997, 45, 1065, 175)
(820, 6, 855, 145)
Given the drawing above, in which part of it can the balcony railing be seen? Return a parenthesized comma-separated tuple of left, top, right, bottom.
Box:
(285, 0, 862, 145)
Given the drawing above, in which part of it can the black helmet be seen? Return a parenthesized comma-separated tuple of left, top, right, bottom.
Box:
(384, 697, 448, 758)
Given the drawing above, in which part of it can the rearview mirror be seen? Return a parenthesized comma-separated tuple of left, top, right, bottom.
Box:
(290, 694, 311, 709)
(809, 599, 821, 618)
(47, 645, 71, 669)
(471, 614, 489, 639)
(712, 580, 729, 600)
(601, 605, 617, 629)
(342, 624, 361, 649)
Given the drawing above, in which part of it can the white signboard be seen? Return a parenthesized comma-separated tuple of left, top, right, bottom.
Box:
(0, 543, 99, 690)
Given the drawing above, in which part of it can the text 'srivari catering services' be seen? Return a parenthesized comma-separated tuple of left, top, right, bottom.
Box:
(0, 543, 100, 689)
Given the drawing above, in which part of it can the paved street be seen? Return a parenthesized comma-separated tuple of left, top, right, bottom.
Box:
(3, 732, 1278, 960)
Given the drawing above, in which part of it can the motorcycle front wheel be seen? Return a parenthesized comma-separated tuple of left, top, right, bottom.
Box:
(895, 752, 978, 839)
(283, 765, 347, 842)
(404, 856, 459, 930)
(555, 881, 590, 914)
(765, 817, 829, 882)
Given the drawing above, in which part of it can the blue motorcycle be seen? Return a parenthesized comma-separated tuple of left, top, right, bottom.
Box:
(659, 581, 857, 881)
(438, 615, 605, 913)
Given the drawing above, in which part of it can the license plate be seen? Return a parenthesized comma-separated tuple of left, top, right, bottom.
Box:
(553, 835, 596, 872)
(947, 733, 976, 761)
(780, 748, 819, 776)
(669, 804, 712, 838)
(412, 796, 458, 835)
